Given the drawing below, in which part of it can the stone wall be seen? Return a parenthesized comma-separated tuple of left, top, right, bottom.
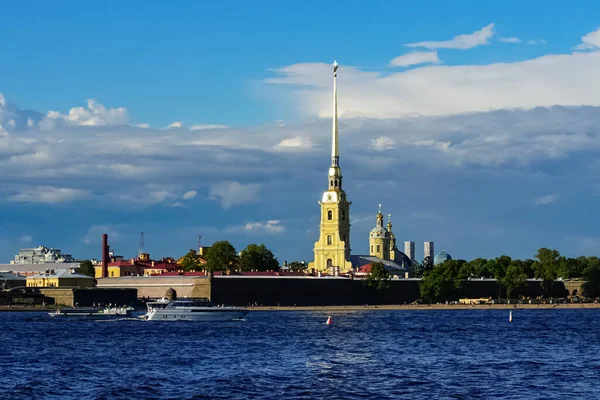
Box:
(96, 276, 210, 299)
(40, 288, 138, 306)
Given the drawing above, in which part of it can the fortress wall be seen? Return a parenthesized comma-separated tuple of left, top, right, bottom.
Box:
(96, 276, 210, 298)
(210, 277, 569, 306)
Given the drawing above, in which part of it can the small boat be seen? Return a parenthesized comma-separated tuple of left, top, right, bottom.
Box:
(49, 306, 133, 318)
(143, 298, 248, 321)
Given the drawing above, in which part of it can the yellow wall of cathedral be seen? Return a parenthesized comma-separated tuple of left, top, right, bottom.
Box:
(369, 236, 389, 260)
(309, 191, 353, 273)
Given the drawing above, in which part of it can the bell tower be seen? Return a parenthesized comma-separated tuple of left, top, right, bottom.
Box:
(309, 61, 353, 274)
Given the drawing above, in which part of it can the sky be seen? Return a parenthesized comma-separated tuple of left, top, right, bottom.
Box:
(2, 1, 600, 263)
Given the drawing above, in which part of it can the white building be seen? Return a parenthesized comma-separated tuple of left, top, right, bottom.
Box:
(424, 241, 434, 262)
(11, 246, 74, 265)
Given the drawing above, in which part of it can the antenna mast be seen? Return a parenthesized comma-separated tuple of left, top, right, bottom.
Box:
(139, 231, 145, 255)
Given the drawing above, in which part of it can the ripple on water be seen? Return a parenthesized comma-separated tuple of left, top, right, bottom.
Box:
(0, 309, 599, 399)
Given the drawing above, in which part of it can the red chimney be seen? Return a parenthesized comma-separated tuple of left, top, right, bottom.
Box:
(101, 234, 108, 278)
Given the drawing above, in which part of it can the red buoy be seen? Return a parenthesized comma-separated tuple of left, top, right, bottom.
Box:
(326, 316, 332, 325)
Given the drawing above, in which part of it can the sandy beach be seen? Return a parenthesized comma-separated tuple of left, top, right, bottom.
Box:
(250, 303, 600, 311)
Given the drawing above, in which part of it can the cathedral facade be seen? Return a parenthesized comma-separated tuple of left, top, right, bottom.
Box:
(308, 62, 412, 275)
(308, 61, 353, 274)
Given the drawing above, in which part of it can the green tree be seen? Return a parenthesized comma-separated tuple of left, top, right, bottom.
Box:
(364, 262, 391, 291)
(503, 261, 528, 298)
(287, 261, 307, 272)
(239, 244, 279, 272)
(461, 258, 492, 279)
(205, 241, 238, 272)
(411, 261, 425, 278)
(582, 258, 600, 298)
(533, 248, 560, 295)
(558, 257, 584, 279)
(419, 259, 466, 303)
(78, 260, 95, 277)
(180, 249, 202, 272)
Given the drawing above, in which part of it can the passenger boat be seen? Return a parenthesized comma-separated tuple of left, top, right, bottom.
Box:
(48, 306, 133, 318)
(143, 298, 248, 321)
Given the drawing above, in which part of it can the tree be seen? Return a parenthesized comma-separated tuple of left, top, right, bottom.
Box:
(287, 261, 307, 272)
(419, 259, 466, 303)
(180, 249, 202, 272)
(411, 261, 425, 278)
(239, 244, 279, 272)
(503, 261, 528, 298)
(558, 257, 585, 279)
(78, 260, 95, 277)
(205, 241, 238, 272)
(533, 248, 561, 295)
(582, 258, 600, 298)
(364, 262, 391, 291)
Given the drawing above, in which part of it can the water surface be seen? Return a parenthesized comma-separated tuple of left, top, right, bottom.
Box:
(0, 309, 598, 399)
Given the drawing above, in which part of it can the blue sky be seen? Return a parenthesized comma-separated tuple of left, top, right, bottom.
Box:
(2, 1, 600, 264)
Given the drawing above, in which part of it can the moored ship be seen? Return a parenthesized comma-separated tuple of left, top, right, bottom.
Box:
(49, 306, 133, 318)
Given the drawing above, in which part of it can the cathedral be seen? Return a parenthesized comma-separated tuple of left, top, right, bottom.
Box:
(308, 62, 412, 275)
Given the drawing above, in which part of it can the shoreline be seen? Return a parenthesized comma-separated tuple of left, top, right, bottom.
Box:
(249, 303, 600, 311)
(1, 303, 598, 312)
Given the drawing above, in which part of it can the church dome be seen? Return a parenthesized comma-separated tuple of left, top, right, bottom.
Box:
(369, 226, 387, 238)
(434, 252, 452, 265)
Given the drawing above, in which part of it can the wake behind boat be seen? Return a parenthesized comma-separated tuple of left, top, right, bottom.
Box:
(143, 298, 248, 321)
(49, 306, 133, 318)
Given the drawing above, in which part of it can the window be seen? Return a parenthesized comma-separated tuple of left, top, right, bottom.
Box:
(371, 245, 373, 253)
(327, 210, 332, 220)
(377, 245, 380, 252)
(341, 211, 345, 220)
(327, 259, 333, 268)
(330, 180, 333, 187)
(327, 235, 332, 245)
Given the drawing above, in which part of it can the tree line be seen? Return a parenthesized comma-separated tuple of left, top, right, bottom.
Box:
(417, 248, 600, 302)
(180, 240, 279, 273)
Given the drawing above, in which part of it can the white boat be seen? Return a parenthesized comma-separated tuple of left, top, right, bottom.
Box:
(143, 298, 248, 321)
(49, 306, 133, 318)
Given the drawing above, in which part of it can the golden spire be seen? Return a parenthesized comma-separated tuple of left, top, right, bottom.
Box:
(332, 60, 339, 167)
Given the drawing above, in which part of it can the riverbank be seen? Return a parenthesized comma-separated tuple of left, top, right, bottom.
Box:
(250, 303, 600, 311)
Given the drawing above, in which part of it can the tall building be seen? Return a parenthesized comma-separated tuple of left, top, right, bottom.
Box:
(308, 61, 353, 274)
(424, 241, 434, 262)
(404, 241, 415, 263)
(11, 246, 74, 265)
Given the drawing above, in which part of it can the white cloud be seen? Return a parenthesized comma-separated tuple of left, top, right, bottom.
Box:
(9, 187, 90, 204)
(534, 194, 559, 205)
(82, 225, 120, 245)
(166, 121, 182, 129)
(183, 190, 197, 200)
(266, 50, 600, 119)
(526, 39, 548, 45)
(41, 98, 128, 129)
(406, 23, 495, 50)
(500, 37, 521, 44)
(136, 123, 150, 128)
(275, 136, 314, 151)
(574, 27, 600, 50)
(371, 136, 396, 151)
(389, 51, 440, 67)
(209, 181, 261, 209)
(190, 124, 228, 131)
(19, 235, 32, 244)
(229, 220, 286, 234)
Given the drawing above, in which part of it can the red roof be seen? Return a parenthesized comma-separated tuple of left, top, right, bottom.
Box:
(357, 263, 372, 273)
(150, 270, 307, 277)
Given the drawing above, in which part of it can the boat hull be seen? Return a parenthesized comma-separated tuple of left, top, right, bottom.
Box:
(145, 308, 248, 321)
